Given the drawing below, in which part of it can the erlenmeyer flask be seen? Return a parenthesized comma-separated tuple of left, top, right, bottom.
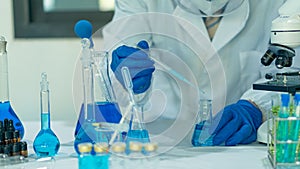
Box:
(74, 51, 122, 139)
(0, 36, 24, 139)
(126, 105, 150, 144)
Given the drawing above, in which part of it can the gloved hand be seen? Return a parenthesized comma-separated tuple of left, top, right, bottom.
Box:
(110, 40, 155, 94)
(209, 100, 262, 146)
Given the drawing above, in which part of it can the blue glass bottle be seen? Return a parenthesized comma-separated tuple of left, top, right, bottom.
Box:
(33, 73, 60, 157)
(192, 99, 214, 146)
(0, 36, 24, 138)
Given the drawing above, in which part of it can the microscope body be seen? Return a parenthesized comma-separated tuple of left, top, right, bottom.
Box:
(253, 0, 300, 95)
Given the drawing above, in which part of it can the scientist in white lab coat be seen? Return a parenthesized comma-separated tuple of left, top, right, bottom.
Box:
(103, 0, 288, 146)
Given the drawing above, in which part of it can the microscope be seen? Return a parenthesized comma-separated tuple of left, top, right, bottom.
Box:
(253, 0, 300, 95)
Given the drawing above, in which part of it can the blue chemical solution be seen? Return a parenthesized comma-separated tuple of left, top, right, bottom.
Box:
(192, 121, 214, 146)
(74, 102, 122, 136)
(0, 101, 24, 138)
(74, 121, 98, 154)
(33, 113, 60, 157)
(94, 154, 109, 169)
(78, 154, 94, 169)
(126, 129, 150, 143)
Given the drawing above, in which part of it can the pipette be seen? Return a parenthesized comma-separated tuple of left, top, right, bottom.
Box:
(108, 66, 141, 145)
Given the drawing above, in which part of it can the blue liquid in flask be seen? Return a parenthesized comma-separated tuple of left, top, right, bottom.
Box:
(75, 102, 122, 136)
(126, 129, 150, 143)
(192, 121, 214, 146)
(74, 102, 122, 154)
(0, 101, 24, 138)
(33, 113, 60, 157)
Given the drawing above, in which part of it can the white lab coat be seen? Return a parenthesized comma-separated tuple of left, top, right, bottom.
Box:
(102, 0, 291, 147)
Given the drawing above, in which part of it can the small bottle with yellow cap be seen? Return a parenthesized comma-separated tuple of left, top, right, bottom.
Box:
(127, 141, 144, 168)
(77, 142, 95, 169)
(143, 142, 159, 169)
(94, 142, 109, 169)
(110, 142, 126, 169)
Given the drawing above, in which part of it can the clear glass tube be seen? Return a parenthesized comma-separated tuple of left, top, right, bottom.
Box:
(0, 36, 24, 139)
(74, 38, 97, 154)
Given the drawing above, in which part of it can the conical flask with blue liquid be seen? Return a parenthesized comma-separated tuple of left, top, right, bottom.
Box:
(0, 36, 24, 139)
(73, 20, 122, 153)
(121, 67, 150, 144)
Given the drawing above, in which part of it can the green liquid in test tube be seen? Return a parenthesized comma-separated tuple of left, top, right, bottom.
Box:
(276, 94, 290, 163)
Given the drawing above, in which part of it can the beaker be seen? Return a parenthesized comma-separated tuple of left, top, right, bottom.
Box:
(0, 36, 24, 138)
(191, 99, 214, 146)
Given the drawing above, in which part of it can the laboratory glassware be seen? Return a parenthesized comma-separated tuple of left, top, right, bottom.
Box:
(191, 99, 214, 146)
(33, 72, 60, 157)
(276, 93, 290, 163)
(75, 51, 122, 139)
(93, 142, 109, 169)
(121, 67, 150, 144)
(77, 142, 94, 169)
(110, 142, 126, 169)
(0, 36, 24, 138)
(74, 38, 98, 154)
(143, 142, 159, 169)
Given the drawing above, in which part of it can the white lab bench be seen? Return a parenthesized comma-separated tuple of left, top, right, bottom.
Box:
(6, 121, 274, 169)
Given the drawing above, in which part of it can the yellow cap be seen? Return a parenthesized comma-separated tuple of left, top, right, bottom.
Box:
(77, 143, 93, 153)
(129, 141, 143, 152)
(111, 142, 126, 153)
(94, 142, 109, 153)
(144, 142, 158, 152)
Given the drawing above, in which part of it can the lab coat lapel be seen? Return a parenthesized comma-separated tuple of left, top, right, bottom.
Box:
(173, 1, 250, 52)
(173, 6, 211, 42)
(212, 1, 250, 51)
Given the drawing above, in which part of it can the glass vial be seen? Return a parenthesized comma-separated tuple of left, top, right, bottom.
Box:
(94, 142, 109, 169)
(0, 36, 24, 139)
(127, 141, 143, 168)
(33, 73, 60, 157)
(78, 142, 94, 169)
(143, 142, 159, 169)
(110, 142, 126, 169)
(192, 99, 214, 146)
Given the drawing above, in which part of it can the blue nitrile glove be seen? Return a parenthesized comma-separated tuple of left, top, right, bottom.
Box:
(209, 100, 262, 146)
(110, 40, 155, 94)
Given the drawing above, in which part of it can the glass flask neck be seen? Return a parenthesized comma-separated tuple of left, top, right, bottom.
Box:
(0, 49, 9, 103)
(81, 39, 95, 122)
(93, 51, 116, 103)
(40, 90, 50, 130)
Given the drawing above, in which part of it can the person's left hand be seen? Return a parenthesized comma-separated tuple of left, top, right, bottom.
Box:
(209, 100, 262, 146)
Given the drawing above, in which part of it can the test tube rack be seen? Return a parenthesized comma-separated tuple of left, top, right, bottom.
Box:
(267, 109, 300, 168)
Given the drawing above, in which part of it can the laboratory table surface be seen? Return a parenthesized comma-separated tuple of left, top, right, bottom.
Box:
(4, 121, 275, 169)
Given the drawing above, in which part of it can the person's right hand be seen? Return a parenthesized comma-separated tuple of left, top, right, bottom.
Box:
(110, 40, 155, 94)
